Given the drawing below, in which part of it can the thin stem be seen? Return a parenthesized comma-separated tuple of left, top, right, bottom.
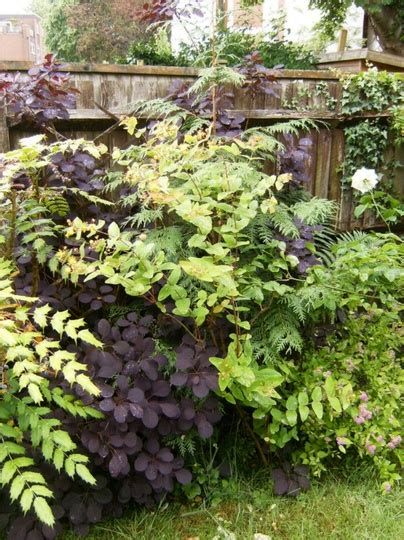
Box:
(370, 191, 391, 233)
(236, 404, 268, 467)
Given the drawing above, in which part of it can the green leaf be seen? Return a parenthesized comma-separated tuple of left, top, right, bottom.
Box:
(285, 409, 297, 425)
(21, 471, 47, 484)
(10, 476, 25, 501)
(299, 405, 310, 422)
(28, 383, 43, 404)
(33, 305, 52, 329)
(77, 329, 103, 347)
(75, 464, 97, 485)
(20, 488, 34, 513)
(312, 401, 323, 420)
(324, 377, 336, 398)
(64, 457, 75, 477)
(298, 391, 309, 406)
(75, 374, 100, 396)
(53, 448, 64, 471)
(173, 297, 191, 315)
(31, 485, 54, 497)
(33, 497, 55, 527)
(108, 222, 120, 239)
(1, 460, 17, 485)
(329, 397, 342, 413)
(42, 439, 54, 461)
(52, 430, 75, 451)
(50, 310, 70, 335)
(286, 395, 298, 410)
(311, 387, 322, 402)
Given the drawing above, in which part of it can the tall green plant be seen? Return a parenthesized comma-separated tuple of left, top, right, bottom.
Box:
(0, 258, 102, 526)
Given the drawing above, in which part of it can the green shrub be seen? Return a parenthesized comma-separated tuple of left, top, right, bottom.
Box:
(255, 233, 403, 491)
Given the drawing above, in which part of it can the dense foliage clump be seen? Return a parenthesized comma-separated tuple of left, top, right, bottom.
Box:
(0, 55, 402, 540)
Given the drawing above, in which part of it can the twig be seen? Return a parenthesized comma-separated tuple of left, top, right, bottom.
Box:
(236, 404, 268, 467)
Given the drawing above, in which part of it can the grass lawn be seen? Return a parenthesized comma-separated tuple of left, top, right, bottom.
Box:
(64, 470, 403, 540)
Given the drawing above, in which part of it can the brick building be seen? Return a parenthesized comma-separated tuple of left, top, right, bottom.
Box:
(0, 14, 45, 62)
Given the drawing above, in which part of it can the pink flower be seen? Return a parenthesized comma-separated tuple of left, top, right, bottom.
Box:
(359, 404, 372, 420)
(359, 392, 369, 402)
(354, 416, 365, 425)
(376, 435, 385, 444)
(387, 436, 402, 450)
(384, 483, 392, 493)
(336, 437, 347, 446)
(365, 443, 376, 455)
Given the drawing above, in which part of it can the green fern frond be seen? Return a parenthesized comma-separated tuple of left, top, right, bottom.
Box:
(43, 195, 70, 217)
(123, 207, 164, 228)
(270, 204, 300, 238)
(292, 197, 338, 226)
(189, 66, 245, 96)
(165, 434, 197, 457)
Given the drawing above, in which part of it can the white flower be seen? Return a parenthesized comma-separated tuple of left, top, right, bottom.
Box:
(351, 167, 380, 194)
(19, 134, 45, 148)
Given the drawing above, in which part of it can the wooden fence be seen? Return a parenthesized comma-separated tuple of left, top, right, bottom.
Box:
(1, 61, 402, 231)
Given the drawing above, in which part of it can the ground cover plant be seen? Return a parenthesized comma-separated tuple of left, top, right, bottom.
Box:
(0, 51, 402, 540)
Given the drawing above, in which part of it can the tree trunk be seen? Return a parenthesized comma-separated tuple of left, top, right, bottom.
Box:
(367, 4, 404, 56)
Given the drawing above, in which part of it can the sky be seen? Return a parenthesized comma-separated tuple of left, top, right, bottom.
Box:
(0, 0, 31, 14)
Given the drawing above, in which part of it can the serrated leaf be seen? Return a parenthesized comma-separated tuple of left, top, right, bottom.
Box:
(52, 430, 75, 451)
(33, 496, 55, 527)
(53, 448, 64, 471)
(75, 374, 100, 396)
(20, 488, 34, 513)
(75, 463, 97, 485)
(10, 476, 25, 501)
(50, 310, 70, 335)
(64, 457, 75, 477)
(65, 318, 86, 341)
(77, 329, 103, 347)
(42, 439, 54, 461)
(1, 460, 17, 484)
(31, 485, 54, 497)
(21, 471, 46, 484)
(28, 383, 43, 404)
(33, 305, 52, 329)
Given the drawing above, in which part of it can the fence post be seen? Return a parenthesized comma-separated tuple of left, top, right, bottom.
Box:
(0, 100, 10, 153)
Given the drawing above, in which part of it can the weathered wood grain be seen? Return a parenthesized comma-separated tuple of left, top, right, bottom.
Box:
(1, 62, 400, 232)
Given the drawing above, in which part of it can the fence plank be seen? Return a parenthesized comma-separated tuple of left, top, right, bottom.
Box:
(1, 63, 399, 232)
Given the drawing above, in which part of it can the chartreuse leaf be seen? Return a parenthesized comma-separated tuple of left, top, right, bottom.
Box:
(20, 488, 34, 513)
(75, 374, 100, 396)
(77, 329, 103, 347)
(32, 304, 52, 329)
(50, 310, 70, 334)
(10, 476, 25, 501)
(75, 463, 97, 485)
(1, 460, 17, 484)
(33, 497, 55, 527)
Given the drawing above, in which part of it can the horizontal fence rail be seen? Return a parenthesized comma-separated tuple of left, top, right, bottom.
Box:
(1, 62, 402, 231)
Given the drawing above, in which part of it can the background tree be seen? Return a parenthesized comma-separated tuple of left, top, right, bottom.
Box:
(31, 0, 145, 63)
(309, 0, 404, 55)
